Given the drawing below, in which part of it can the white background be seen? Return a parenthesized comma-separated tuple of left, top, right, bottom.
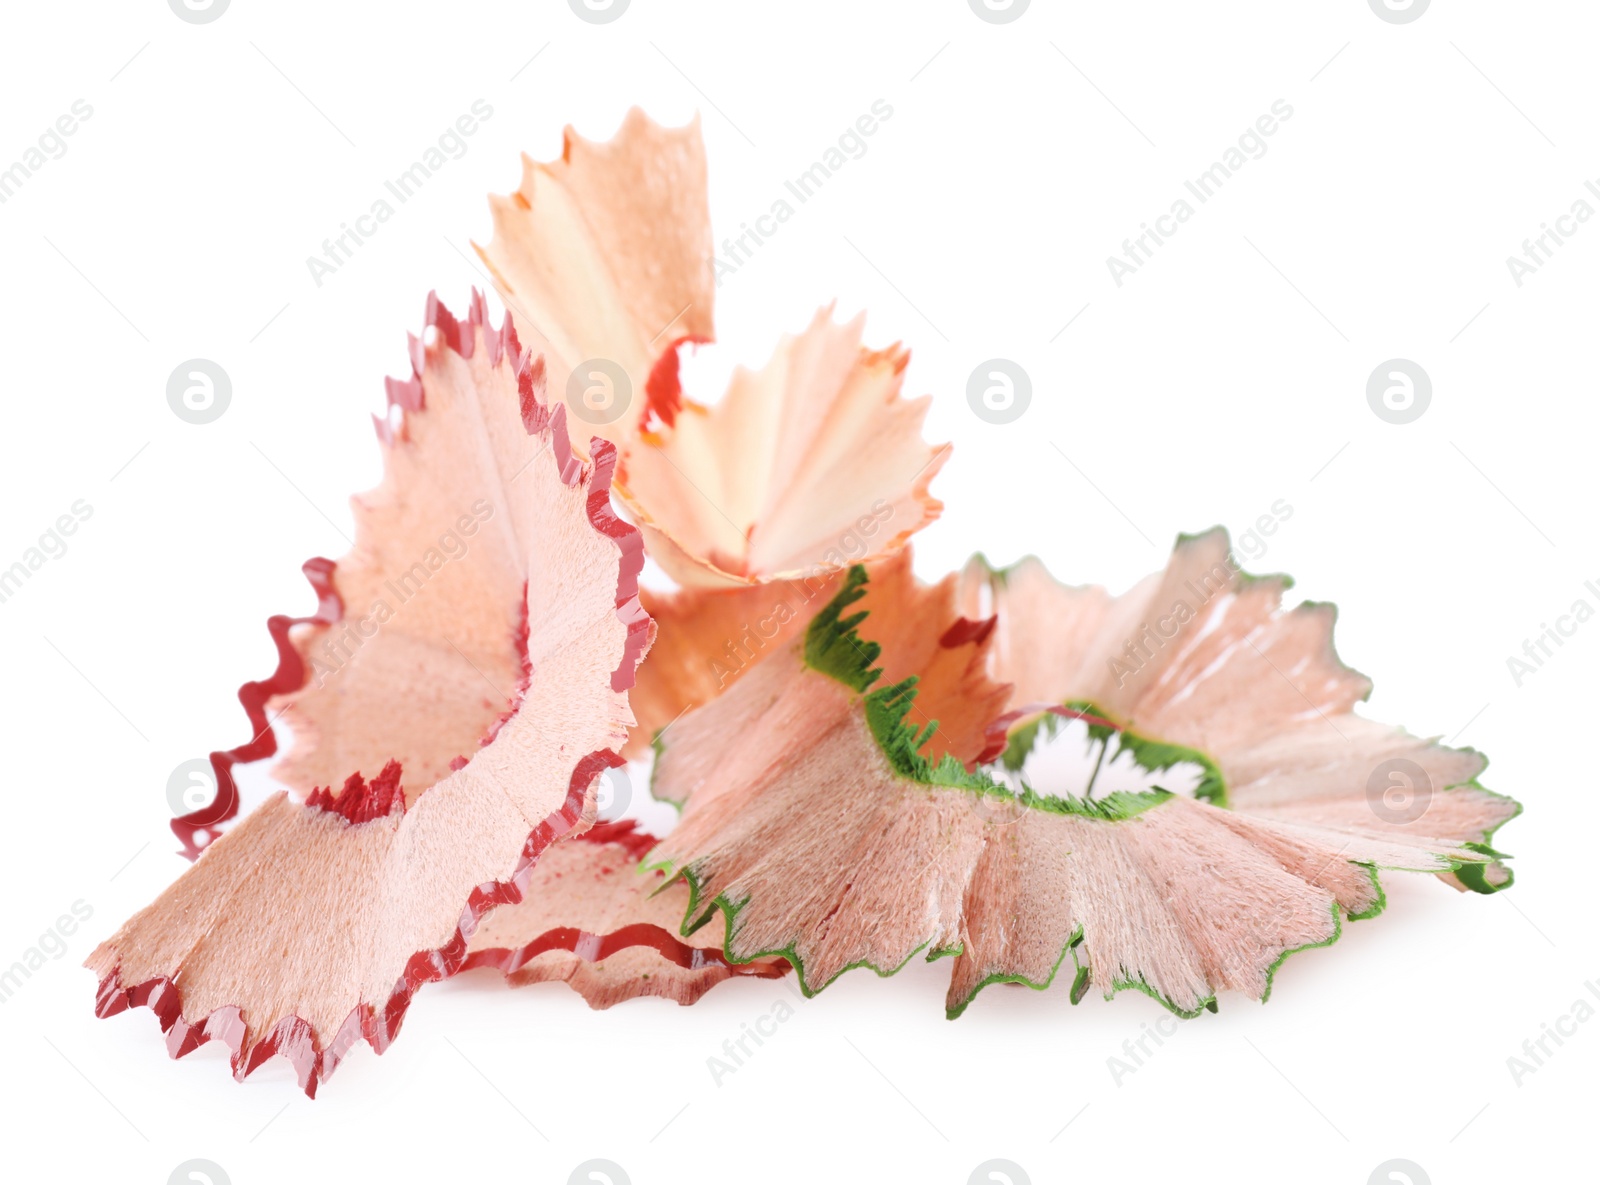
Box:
(0, 1, 1592, 1182)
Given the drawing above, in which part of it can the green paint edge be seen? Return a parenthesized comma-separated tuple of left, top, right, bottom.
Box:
(646, 557, 1521, 1017)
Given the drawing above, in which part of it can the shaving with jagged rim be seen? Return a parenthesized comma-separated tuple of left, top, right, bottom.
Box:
(87, 109, 1523, 1097)
(647, 537, 1518, 1018)
(88, 294, 651, 1094)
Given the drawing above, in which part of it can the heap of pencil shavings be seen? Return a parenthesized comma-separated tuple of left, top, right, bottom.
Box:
(88, 111, 1520, 1096)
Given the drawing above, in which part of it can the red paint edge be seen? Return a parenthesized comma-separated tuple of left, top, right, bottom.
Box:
(992, 702, 1127, 741)
(642, 333, 710, 433)
(938, 614, 1009, 766)
(460, 921, 790, 982)
(459, 821, 789, 987)
(170, 558, 343, 860)
(170, 290, 543, 860)
(99, 290, 654, 1096)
